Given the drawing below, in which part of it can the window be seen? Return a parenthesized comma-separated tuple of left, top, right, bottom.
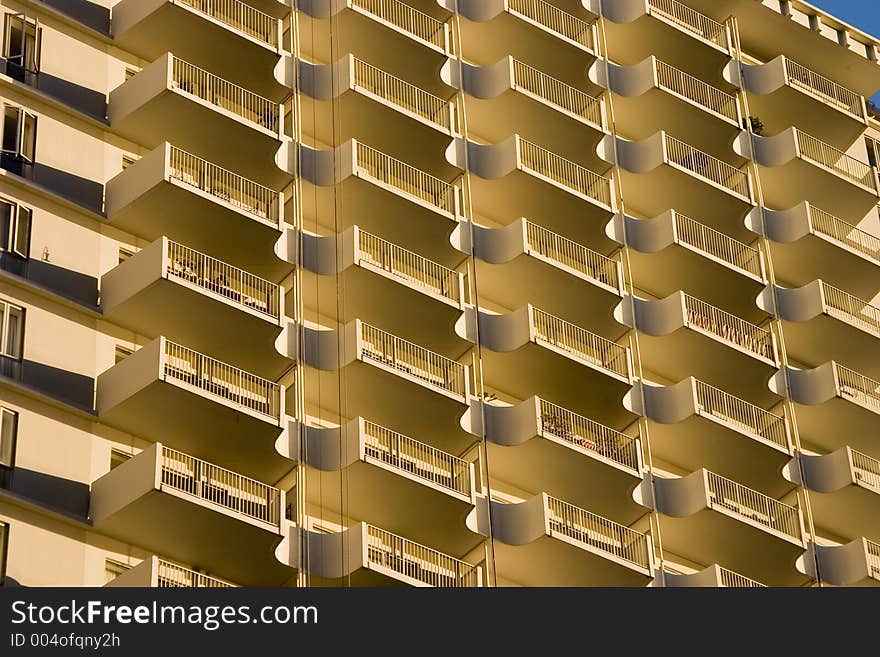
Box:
(1, 105, 37, 163)
(0, 407, 17, 488)
(866, 137, 880, 168)
(808, 14, 820, 31)
(117, 248, 135, 264)
(0, 199, 31, 259)
(104, 559, 130, 584)
(0, 521, 7, 586)
(3, 14, 40, 77)
(109, 449, 131, 470)
(0, 300, 24, 377)
(121, 154, 137, 170)
(114, 345, 133, 364)
(124, 67, 138, 81)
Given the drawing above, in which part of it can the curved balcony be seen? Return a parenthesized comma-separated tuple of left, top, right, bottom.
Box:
(112, 0, 286, 100)
(91, 444, 291, 585)
(661, 564, 765, 587)
(814, 538, 880, 587)
(106, 556, 238, 588)
(484, 397, 643, 522)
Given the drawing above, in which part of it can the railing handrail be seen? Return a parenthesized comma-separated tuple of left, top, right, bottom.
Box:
(706, 471, 801, 539)
(507, 0, 595, 49)
(851, 448, 880, 490)
(783, 57, 864, 119)
(654, 59, 738, 121)
(518, 137, 612, 206)
(835, 362, 880, 410)
(866, 539, 880, 578)
(821, 281, 880, 335)
(718, 566, 765, 588)
(664, 134, 750, 198)
(809, 205, 880, 262)
(525, 220, 620, 290)
(350, 0, 448, 49)
(683, 293, 775, 361)
(178, 0, 278, 47)
(647, 0, 728, 49)
(795, 129, 875, 188)
(156, 559, 236, 588)
(511, 59, 604, 127)
(673, 212, 763, 276)
(694, 379, 788, 448)
(531, 307, 630, 379)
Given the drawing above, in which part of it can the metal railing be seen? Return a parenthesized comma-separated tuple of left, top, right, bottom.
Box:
(694, 380, 788, 448)
(362, 420, 472, 496)
(166, 240, 281, 319)
(867, 539, 880, 580)
(512, 59, 603, 126)
(851, 449, 880, 490)
(809, 205, 880, 261)
(531, 307, 630, 379)
(179, 0, 278, 46)
(163, 340, 282, 419)
(365, 525, 481, 586)
(654, 60, 738, 121)
(538, 398, 640, 472)
(518, 138, 612, 206)
(507, 0, 595, 49)
(647, 0, 728, 49)
(357, 229, 463, 304)
(718, 566, 765, 588)
(796, 129, 876, 189)
(168, 146, 280, 222)
(156, 560, 236, 588)
(784, 58, 864, 119)
(665, 134, 750, 198)
(160, 446, 282, 524)
(835, 362, 880, 411)
(822, 282, 880, 336)
(355, 142, 458, 214)
(350, 0, 447, 49)
(352, 57, 453, 130)
(546, 495, 651, 568)
(674, 212, 763, 276)
(525, 220, 620, 290)
(706, 471, 802, 540)
(683, 294, 775, 361)
(359, 322, 468, 398)
(171, 57, 279, 132)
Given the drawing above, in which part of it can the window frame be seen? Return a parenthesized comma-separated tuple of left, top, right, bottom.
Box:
(1, 104, 37, 163)
(0, 197, 32, 259)
(3, 13, 41, 74)
(0, 406, 17, 471)
(0, 521, 8, 586)
(0, 299, 24, 361)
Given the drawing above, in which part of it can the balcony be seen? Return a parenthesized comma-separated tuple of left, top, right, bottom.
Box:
(91, 444, 291, 585)
(110, 54, 286, 190)
(652, 470, 806, 586)
(662, 564, 766, 587)
(101, 237, 288, 378)
(814, 538, 880, 587)
(484, 397, 644, 522)
(112, 0, 286, 99)
(97, 337, 288, 481)
(472, 218, 623, 334)
(106, 143, 286, 281)
(106, 556, 238, 588)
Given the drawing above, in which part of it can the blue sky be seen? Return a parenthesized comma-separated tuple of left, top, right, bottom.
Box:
(810, 0, 880, 101)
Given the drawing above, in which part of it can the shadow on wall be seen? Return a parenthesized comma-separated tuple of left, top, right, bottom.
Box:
(38, 0, 111, 34)
(1, 61, 108, 120)
(1, 158, 105, 214)
(14, 259, 100, 308)
(1, 359, 96, 412)
(3, 468, 91, 517)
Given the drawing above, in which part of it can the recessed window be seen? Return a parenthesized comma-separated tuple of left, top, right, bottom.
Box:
(124, 67, 138, 81)
(3, 14, 41, 78)
(0, 199, 31, 259)
(117, 247, 135, 264)
(0, 300, 24, 378)
(0, 521, 8, 585)
(1, 105, 37, 164)
(104, 559, 130, 584)
(121, 154, 137, 170)
(114, 345, 134, 364)
(0, 407, 17, 488)
(866, 137, 880, 168)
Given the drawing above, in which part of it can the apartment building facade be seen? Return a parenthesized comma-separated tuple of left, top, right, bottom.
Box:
(0, 0, 878, 588)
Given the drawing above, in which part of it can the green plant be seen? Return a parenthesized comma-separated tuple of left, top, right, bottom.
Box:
(748, 115, 764, 136)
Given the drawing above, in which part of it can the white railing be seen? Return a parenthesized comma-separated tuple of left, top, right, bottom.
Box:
(365, 525, 481, 586)
(531, 307, 630, 379)
(166, 240, 281, 319)
(168, 146, 280, 222)
(851, 449, 880, 491)
(546, 495, 651, 568)
(512, 59, 603, 127)
(796, 129, 876, 189)
(867, 539, 880, 580)
(647, 0, 728, 49)
(160, 446, 282, 524)
(654, 60, 738, 121)
(718, 566, 765, 588)
(518, 138, 612, 207)
(163, 340, 282, 419)
(179, 0, 278, 46)
(683, 294, 775, 361)
(674, 212, 763, 276)
(784, 58, 864, 119)
(357, 229, 463, 304)
(809, 205, 880, 262)
(665, 134, 751, 198)
(355, 142, 458, 214)
(351, 0, 448, 49)
(822, 282, 880, 336)
(525, 220, 620, 290)
(835, 363, 880, 411)
(706, 471, 802, 540)
(538, 398, 640, 472)
(507, 0, 595, 49)
(171, 57, 280, 132)
(694, 380, 788, 448)
(362, 420, 471, 496)
(360, 322, 468, 398)
(156, 560, 236, 588)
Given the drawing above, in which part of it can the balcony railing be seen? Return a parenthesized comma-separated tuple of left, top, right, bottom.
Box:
(351, 0, 448, 50)
(795, 129, 876, 189)
(160, 446, 282, 524)
(546, 495, 651, 569)
(706, 471, 802, 540)
(168, 146, 280, 222)
(365, 525, 481, 586)
(354, 142, 458, 214)
(179, 0, 278, 46)
(531, 307, 630, 379)
(518, 138, 612, 207)
(835, 363, 880, 411)
(654, 60, 738, 121)
(646, 0, 728, 50)
(359, 322, 468, 398)
(525, 220, 620, 290)
(784, 57, 864, 119)
(163, 340, 282, 419)
(822, 282, 880, 336)
(362, 420, 472, 496)
(718, 566, 765, 588)
(683, 294, 775, 361)
(673, 212, 763, 277)
(694, 380, 789, 448)
(507, 0, 595, 49)
(538, 398, 640, 472)
(171, 56, 280, 133)
(867, 539, 880, 580)
(357, 228, 464, 304)
(166, 240, 281, 319)
(851, 449, 880, 491)
(156, 560, 236, 588)
(809, 205, 880, 262)
(665, 134, 750, 198)
(352, 57, 454, 130)
(511, 59, 604, 127)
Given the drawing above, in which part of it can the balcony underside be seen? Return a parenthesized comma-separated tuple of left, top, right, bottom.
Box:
(810, 486, 880, 544)
(782, 315, 880, 378)
(769, 237, 880, 301)
(306, 564, 438, 588)
(794, 399, 880, 459)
